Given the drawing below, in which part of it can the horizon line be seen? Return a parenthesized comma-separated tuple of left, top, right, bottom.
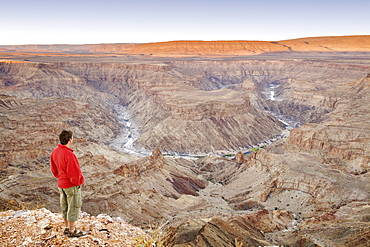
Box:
(1, 34, 370, 46)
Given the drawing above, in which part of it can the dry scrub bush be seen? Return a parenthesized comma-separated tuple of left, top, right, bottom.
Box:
(0, 197, 45, 211)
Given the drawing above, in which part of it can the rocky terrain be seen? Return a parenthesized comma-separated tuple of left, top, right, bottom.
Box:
(0, 36, 370, 246)
(0, 208, 146, 246)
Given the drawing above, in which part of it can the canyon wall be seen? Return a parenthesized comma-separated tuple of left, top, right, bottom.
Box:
(1, 49, 370, 245)
(1, 57, 368, 151)
(1, 60, 296, 155)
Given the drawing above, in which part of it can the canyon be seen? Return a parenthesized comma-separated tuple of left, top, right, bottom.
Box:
(0, 36, 370, 246)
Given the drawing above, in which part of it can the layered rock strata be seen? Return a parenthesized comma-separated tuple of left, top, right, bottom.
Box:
(0, 94, 119, 169)
(1, 50, 370, 245)
(0, 60, 291, 154)
(1, 35, 370, 55)
(162, 216, 272, 246)
(216, 75, 370, 211)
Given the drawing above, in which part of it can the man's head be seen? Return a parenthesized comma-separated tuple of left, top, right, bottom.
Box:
(59, 130, 73, 145)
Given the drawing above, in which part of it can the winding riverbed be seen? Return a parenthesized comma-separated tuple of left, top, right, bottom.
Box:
(108, 104, 148, 156)
(109, 81, 292, 158)
(109, 86, 296, 158)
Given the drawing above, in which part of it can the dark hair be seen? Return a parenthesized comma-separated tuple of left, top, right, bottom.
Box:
(59, 130, 73, 145)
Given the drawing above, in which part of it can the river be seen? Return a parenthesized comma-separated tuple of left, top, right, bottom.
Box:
(109, 104, 149, 156)
(109, 86, 296, 158)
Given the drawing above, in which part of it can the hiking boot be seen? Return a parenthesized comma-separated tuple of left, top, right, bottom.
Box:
(68, 228, 87, 238)
(63, 228, 70, 235)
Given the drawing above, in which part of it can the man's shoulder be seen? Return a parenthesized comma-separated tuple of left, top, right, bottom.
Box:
(58, 144, 74, 150)
(52, 144, 74, 154)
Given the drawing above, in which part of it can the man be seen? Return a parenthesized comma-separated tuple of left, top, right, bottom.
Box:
(50, 130, 86, 237)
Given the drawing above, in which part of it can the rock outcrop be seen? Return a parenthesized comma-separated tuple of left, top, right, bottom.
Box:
(0, 208, 145, 246)
(162, 216, 272, 247)
(287, 75, 370, 175)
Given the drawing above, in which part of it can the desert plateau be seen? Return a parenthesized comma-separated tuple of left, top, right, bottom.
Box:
(0, 36, 370, 246)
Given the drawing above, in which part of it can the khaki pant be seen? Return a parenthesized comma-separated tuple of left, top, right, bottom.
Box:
(59, 186, 82, 222)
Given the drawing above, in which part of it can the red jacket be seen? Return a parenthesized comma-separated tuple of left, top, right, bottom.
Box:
(50, 144, 85, 189)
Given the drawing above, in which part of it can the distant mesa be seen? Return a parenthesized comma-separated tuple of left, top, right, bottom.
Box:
(1, 35, 370, 56)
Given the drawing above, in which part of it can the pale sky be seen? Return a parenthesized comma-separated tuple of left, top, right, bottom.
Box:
(1, 0, 369, 45)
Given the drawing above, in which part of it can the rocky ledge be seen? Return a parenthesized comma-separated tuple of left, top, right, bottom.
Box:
(0, 208, 146, 246)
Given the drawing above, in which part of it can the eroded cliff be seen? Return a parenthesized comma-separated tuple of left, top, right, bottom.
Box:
(1, 49, 370, 246)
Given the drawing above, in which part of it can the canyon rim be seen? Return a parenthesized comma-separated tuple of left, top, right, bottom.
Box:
(1, 36, 370, 246)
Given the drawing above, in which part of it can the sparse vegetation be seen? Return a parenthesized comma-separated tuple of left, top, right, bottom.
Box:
(0, 197, 45, 211)
(233, 238, 245, 247)
(194, 155, 206, 159)
(133, 226, 165, 247)
(206, 177, 216, 183)
(222, 145, 267, 158)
